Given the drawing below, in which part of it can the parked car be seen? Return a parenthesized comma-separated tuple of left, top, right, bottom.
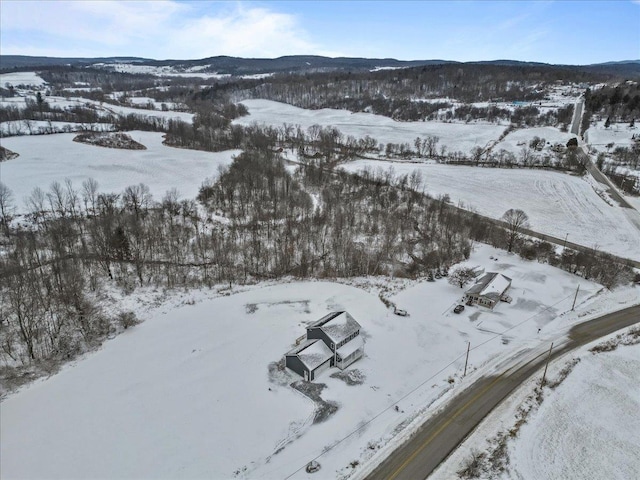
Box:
(453, 305, 465, 314)
(394, 307, 409, 317)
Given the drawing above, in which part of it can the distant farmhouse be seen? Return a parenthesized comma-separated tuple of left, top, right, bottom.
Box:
(464, 272, 512, 309)
(285, 311, 364, 381)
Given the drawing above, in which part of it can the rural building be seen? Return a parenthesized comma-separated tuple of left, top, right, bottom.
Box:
(285, 311, 365, 380)
(464, 272, 512, 309)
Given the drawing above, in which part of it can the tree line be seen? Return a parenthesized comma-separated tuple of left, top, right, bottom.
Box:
(193, 63, 599, 124)
(0, 147, 633, 372)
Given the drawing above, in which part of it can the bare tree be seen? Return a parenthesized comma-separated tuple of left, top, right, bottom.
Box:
(501, 209, 530, 252)
(82, 178, 99, 216)
(448, 266, 476, 288)
(0, 182, 16, 234)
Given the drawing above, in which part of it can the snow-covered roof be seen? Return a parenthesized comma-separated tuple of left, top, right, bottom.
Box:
(308, 311, 361, 344)
(286, 339, 333, 371)
(466, 272, 512, 300)
(337, 335, 365, 358)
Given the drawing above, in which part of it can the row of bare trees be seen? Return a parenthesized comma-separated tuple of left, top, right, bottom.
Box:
(0, 157, 473, 366)
(1, 148, 633, 369)
(213, 64, 607, 120)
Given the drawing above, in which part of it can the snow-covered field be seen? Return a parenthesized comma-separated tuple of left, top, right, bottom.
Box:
(1, 131, 239, 206)
(96, 62, 232, 79)
(235, 99, 506, 154)
(509, 342, 640, 479)
(585, 120, 637, 148)
(0, 119, 115, 136)
(233, 98, 640, 260)
(430, 323, 640, 480)
(80, 97, 194, 123)
(2, 243, 624, 480)
(4, 95, 636, 260)
(124, 96, 185, 111)
(494, 126, 573, 154)
(343, 160, 640, 262)
(0, 94, 195, 125)
(0, 71, 47, 87)
(626, 194, 640, 212)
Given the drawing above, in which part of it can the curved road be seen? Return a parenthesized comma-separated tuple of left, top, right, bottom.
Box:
(366, 304, 640, 480)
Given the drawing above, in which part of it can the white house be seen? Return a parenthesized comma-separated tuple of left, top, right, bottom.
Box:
(464, 272, 512, 309)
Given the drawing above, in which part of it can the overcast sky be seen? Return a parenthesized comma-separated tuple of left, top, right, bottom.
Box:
(1, 0, 639, 64)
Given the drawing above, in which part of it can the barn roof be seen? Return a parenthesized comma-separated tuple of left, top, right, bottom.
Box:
(286, 339, 333, 371)
(308, 311, 361, 345)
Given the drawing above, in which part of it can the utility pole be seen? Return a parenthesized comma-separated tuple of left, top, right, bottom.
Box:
(541, 342, 554, 386)
(571, 284, 580, 311)
(463, 342, 470, 377)
(563, 233, 569, 249)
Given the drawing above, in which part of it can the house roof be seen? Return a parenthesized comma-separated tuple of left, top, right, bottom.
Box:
(286, 339, 333, 371)
(337, 335, 364, 358)
(466, 272, 512, 300)
(308, 311, 361, 345)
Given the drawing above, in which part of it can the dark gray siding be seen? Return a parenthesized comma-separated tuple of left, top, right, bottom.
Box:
(307, 327, 335, 353)
(285, 354, 308, 379)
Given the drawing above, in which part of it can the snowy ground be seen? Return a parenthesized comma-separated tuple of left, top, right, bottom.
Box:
(73, 97, 194, 123)
(0, 119, 115, 136)
(493, 126, 573, 154)
(343, 160, 640, 262)
(235, 99, 507, 154)
(509, 343, 640, 479)
(1, 131, 239, 207)
(96, 62, 232, 79)
(124, 96, 186, 111)
(430, 323, 640, 480)
(4, 95, 637, 261)
(626, 194, 640, 211)
(234, 98, 640, 260)
(0, 94, 195, 125)
(585, 120, 638, 149)
(3, 244, 633, 480)
(0, 71, 47, 87)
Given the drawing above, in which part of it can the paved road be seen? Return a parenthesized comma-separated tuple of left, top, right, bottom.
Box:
(366, 304, 640, 480)
(581, 146, 636, 210)
(571, 99, 583, 136)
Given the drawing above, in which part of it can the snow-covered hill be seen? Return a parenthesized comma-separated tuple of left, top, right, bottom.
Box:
(1, 132, 238, 204)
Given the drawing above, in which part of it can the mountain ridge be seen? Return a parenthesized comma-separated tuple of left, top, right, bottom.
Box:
(1, 54, 639, 77)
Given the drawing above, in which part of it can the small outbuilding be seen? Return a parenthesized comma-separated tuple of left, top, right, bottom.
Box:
(464, 272, 512, 309)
